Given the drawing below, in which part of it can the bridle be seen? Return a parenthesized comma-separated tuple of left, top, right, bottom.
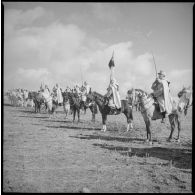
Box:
(135, 90, 154, 114)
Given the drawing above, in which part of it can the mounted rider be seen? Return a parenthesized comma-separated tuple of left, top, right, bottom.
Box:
(44, 84, 50, 95)
(105, 52, 121, 113)
(83, 81, 91, 94)
(53, 83, 63, 105)
(151, 70, 172, 123)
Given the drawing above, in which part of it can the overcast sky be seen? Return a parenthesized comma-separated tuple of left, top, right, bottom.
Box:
(3, 2, 193, 98)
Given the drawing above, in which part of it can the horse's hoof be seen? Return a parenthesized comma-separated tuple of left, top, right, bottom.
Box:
(149, 141, 153, 146)
(176, 139, 180, 143)
(145, 139, 149, 143)
(167, 138, 172, 142)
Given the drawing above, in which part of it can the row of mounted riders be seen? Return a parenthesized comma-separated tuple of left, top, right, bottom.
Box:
(28, 90, 98, 122)
(28, 86, 192, 145)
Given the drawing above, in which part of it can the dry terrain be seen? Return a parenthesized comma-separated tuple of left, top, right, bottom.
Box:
(3, 99, 192, 193)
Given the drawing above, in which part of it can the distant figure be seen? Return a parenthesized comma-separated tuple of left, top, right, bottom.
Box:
(83, 81, 91, 94)
(75, 84, 81, 94)
(151, 70, 172, 123)
(44, 85, 50, 95)
(40, 83, 44, 92)
(53, 83, 63, 105)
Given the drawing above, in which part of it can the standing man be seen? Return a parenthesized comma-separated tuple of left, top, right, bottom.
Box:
(151, 70, 172, 123)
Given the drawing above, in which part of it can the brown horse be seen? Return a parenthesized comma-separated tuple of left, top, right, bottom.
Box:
(86, 91, 133, 131)
(131, 87, 192, 144)
(62, 91, 98, 122)
(28, 91, 45, 113)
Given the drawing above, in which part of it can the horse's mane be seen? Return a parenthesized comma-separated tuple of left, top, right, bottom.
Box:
(135, 88, 149, 96)
(92, 91, 105, 101)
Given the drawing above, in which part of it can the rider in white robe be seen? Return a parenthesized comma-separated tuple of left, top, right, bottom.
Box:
(54, 84, 63, 104)
(106, 67, 121, 110)
(151, 70, 172, 123)
(84, 81, 91, 94)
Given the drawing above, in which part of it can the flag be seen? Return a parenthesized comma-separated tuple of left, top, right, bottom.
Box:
(108, 51, 115, 69)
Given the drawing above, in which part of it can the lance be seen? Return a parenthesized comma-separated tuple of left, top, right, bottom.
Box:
(144, 32, 158, 78)
(151, 51, 158, 78)
(80, 64, 83, 86)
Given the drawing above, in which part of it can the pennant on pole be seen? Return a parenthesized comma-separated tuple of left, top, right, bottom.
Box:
(108, 51, 115, 69)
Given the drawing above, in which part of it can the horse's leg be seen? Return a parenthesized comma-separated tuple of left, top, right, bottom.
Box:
(144, 116, 152, 145)
(92, 113, 95, 123)
(77, 109, 80, 123)
(125, 108, 133, 131)
(101, 114, 107, 132)
(167, 114, 175, 142)
(35, 103, 38, 113)
(39, 104, 41, 113)
(176, 114, 181, 142)
(65, 110, 67, 119)
(90, 107, 95, 122)
(73, 108, 76, 123)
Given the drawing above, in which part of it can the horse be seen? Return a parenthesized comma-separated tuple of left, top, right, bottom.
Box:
(62, 91, 71, 118)
(41, 91, 59, 116)
(22, 90, 29, 107)
(86, 90, 133, 131)
(66, 92, 82, 122)
(132, 87, 192, 144)
(28, 91, 45, 113)
(80, 89, 98, 121)
(87, 100, 98, 122)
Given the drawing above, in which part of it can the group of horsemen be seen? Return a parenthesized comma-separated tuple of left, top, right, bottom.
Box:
(37, 62, 174, 124)
(39, 81, 91, 106)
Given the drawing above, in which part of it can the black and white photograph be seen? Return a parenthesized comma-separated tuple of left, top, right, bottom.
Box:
(2, 2, 193, 193)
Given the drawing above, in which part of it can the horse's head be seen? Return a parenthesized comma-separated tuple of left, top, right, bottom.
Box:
(134, 89, 148, 101)
(62, 92, 69, 103)
(178, 86, 192, 115)
(127, 88, 136, 105)
(28, 91, 33, 99)
(85, 90, 94, 106)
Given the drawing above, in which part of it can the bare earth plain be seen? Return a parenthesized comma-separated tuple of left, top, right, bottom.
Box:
(3, 99, 192, 193)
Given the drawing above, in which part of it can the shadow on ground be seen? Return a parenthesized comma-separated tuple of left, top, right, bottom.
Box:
(69, 134, 149, 143)
(3, 104, 13, 107)
(93, 143, 192, 169)
(18, 115, 49, 119)
(46, 125, 101, 131)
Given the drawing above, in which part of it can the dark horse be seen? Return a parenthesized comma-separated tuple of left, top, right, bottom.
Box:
(28, 91, 45, 113)
(62, 91, 98, 122)
(65, 92, 82, 122)
(86, 91, 133, 131)
(132, 87, 192, 144)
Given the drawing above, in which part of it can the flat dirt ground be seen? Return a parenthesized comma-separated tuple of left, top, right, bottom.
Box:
(3, 99, 192, 193)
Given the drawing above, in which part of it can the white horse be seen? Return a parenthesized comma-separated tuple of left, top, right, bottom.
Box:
(41, 91, 54, 117)
(132, 86, 192, 144)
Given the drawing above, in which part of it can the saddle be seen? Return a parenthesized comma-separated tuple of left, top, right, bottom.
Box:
(150, 93, 161, 112)
(103, 97, 120, 114)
